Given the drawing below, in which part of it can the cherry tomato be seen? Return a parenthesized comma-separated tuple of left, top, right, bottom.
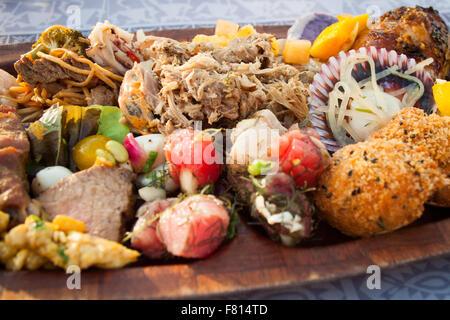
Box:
(164, 129, 222, 187)
(276, 128, 330, 189)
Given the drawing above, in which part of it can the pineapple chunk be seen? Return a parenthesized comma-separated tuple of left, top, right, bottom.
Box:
(192, 34, 230, 47)
(215, 19, 239, 38)
(236, 25, 256, 38)
(271, 39, 282, 56)
(283, 39, 311, 64)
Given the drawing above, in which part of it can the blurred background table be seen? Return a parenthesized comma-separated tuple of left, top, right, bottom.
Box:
(0, 0, 449, 300)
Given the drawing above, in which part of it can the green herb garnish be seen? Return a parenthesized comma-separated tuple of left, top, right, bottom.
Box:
(144, 169, 167, 188)
(248, 159, 275, 176)
(227, 210, 239, 240)
(141, 151, 158, 173)
(30, 216, 45, 230)
(57, 247, 69, 264)
(200, 183, 215, 195)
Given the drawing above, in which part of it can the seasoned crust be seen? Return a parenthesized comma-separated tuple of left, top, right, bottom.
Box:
(370, 107, 450, 207)
(314, 139, 445, 237)
(370, 107, 450, 172)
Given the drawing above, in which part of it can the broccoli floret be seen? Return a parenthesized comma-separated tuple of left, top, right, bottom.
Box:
(30, 25, 90, 58)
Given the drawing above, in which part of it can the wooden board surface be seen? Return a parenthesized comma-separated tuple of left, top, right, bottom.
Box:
(0, 25, 449, 300)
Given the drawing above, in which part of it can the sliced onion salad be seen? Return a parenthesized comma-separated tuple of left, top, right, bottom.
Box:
(322, 52, 431, 146)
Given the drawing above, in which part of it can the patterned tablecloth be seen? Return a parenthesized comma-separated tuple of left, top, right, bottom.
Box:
(0, 0, 449, 300)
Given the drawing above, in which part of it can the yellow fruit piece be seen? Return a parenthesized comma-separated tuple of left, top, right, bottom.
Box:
(337, 14, 352, 21)
(338, 14, 369, 34)
(433, 81, 450, 116)
(73, 135, 110, 170)
(52, 215, 86, 233)
(310, 16, 361, 61)
(283, 39, 311, 64)
(192, 34, 230, 47)
(236, 25, 256, 38)
(215, 19, 239, 38)
(271, 38, 282, 56)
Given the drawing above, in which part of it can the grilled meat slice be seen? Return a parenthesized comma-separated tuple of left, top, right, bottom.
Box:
(14, 55, 89, 86)
(353, 6, 450, 79)
(0, 109, 30, 155)
(0, 147, 29, 183)
(38, 166, 135, 241)
(0, 107, 31, 227)
(0, 166, 30, 226)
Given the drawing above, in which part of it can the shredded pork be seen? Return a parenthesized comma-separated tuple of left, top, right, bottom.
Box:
(119, 33, 310, 134)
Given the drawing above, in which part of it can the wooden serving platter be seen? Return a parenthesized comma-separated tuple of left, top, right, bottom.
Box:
(0, 26, 449, 300)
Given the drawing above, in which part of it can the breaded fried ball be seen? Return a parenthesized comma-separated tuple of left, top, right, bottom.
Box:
(370, 107, 450, 207)
(370, 107, 449, 172)
(314, 139, 445, 237)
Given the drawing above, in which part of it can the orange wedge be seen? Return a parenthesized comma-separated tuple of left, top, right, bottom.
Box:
(310, 14, 369, 61)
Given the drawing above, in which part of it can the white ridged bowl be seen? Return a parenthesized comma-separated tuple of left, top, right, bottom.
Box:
(309, 46, 436, 152)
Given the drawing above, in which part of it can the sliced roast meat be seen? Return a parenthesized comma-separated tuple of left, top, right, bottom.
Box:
(130, 198, 176, 259)
(0, 108, 30, 155)
(0, 147, 29, 183)
(14, 55, 89, 87)
(157, 195, 229, 259)
(38, 166, 135, 241)
(0, 107, 31, 227)
(0, 166, 30, 226)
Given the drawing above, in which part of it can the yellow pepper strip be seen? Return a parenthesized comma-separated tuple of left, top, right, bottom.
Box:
(52, 215, 86, 233)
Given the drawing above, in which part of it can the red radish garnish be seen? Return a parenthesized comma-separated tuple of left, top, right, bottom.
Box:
(275, 128, 330, 189)
(123, 133, 147, 171)
(164, 129, 221, 194)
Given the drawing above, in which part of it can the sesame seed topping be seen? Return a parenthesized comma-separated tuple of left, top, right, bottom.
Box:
(351, 187, 361, 196)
